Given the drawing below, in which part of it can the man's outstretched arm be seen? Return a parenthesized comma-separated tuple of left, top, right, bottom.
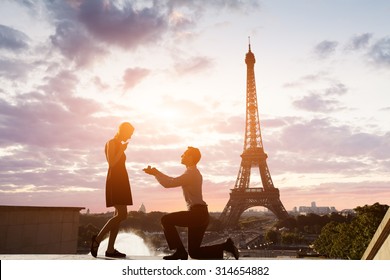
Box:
(143, 166, 189, 188)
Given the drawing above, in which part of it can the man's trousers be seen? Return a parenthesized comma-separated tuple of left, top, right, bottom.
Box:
(161, 205, 225, 259)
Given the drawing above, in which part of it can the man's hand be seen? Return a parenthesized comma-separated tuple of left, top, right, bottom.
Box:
(143, 165, 158, 176)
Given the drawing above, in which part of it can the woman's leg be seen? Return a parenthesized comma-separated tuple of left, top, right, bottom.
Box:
(107, 205, 127, 252)
(96, 205, 128, 252)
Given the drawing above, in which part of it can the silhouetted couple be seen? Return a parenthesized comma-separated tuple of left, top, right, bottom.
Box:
(91, 122, 238, 260)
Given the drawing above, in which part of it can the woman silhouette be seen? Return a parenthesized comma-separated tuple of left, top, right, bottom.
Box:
(90, 122, 134, 258)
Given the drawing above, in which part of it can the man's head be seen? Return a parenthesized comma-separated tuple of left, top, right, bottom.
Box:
(181, 146, 201, 167)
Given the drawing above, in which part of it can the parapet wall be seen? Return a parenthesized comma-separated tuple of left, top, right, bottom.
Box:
(0, 205, 84, 254)
(362, 208, 390, 260)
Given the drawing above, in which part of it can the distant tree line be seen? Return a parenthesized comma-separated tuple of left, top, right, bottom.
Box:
(263, 211, 354, 246)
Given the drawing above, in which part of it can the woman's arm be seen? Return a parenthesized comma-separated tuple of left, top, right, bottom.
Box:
(106, 140, 127, 167)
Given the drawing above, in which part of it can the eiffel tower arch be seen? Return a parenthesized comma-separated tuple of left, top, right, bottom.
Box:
(219, 42, 289, 228)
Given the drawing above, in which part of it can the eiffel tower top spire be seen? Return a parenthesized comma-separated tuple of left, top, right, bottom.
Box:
(246, 37, 255, 65)
(243, 41, 263, 152)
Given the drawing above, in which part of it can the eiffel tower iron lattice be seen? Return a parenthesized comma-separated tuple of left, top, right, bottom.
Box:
(219, 43, 289, 228)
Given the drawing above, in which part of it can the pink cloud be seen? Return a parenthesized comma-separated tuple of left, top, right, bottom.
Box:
(122, 67, 150, 91)
(78, 0, 168, 49)
(50, 21, 107, 68)
(174, 56, 214, 75)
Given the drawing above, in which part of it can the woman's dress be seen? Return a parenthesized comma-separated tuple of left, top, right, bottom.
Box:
(105, 138, 133, 207)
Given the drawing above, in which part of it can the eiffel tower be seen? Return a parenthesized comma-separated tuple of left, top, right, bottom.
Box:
(219, 42, 289, 228)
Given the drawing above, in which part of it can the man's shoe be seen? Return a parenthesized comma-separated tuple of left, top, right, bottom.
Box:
(225, 238, 239, 260)
(105, 249, 126, 258)
(163, 250, 188, 260)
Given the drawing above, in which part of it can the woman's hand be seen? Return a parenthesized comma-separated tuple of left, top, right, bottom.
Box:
(121, 142, 128, 151)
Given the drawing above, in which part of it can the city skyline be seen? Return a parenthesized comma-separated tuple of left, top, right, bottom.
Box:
(1, 1, 390, 213)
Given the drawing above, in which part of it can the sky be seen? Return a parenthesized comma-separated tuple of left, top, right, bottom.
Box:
(0, 0, 389, 214)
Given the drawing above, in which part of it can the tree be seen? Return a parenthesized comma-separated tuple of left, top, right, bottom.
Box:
(314, 203, 388, 259)
(264, 229, 280, 244)
(281, 232, 305, 245)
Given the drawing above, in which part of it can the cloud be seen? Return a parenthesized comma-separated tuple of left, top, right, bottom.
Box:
(324, 82, 348, 96)
(44, 0, 166, 66)
(345, 33, 373, 50)
(50, 21, 107, 68)
(275, 118, 390, 162)
(0, 24, 30, 51)
(283, 72, 329, 88)
(165, 0, 260, 16)
(214, 0, 260, 11)
(0, 58, 30, 79)
(292, 83, 348, 112)
(165, 0, 259, 30)
(0, 70, 111, 149)
(123, 67, 151, 91)
(314, 40, 338, 58)
(311, 34, 390, 70)
(78, 0, 168, 50)
(211, 115, 244, 135)
(368, 37, 390, 67)
(93, 76, 110, 91)
(293, 93, 341, 112)
(168, 10, 195, 31)
(17, 0, 259, 68)
(174, 56, 214, 75)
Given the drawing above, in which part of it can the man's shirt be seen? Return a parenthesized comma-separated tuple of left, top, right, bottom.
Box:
(155, 166, 207, 209)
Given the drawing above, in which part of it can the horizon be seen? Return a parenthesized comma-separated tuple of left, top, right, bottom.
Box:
(1, 1, 390, 214)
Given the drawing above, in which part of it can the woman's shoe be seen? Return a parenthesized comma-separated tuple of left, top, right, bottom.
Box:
(225, 238, 239, 260)
(163, 250, 188, 260)
(105, 249, 126, 258)
(90, 235, 100, 258)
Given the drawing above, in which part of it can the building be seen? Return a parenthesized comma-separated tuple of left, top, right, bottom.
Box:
(294, 202, 337, 215)
(138, 203, 146, 213)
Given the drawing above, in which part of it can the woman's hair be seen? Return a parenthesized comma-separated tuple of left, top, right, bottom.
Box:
(115, 122, 134, 139)
(118, 122, 134, 133)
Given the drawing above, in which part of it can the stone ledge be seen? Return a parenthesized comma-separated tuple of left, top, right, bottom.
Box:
(0, 205, 84, 254)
